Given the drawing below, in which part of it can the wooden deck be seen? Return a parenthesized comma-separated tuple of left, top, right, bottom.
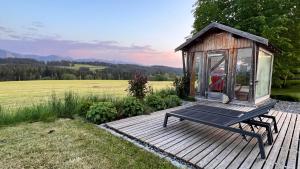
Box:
(104, 102, 300, 169)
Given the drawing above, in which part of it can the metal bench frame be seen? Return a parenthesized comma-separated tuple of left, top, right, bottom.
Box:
(163, 101, 278, 159)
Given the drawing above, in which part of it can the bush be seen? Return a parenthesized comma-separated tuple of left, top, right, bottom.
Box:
(78, 99, 94, 117)
(122, 97, 144, 117)
(156, 88, 177, 98)
(86, 102, 118, 124)
(164, 95, 182, 108)
(173, 76, 190, 99)
(145, 94, 166, 111)
(127, 73, 150, 99)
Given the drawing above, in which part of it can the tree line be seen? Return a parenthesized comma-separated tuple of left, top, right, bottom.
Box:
(0, 58, 182, 81)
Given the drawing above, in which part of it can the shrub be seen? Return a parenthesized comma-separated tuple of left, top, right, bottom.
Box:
(156, 88, 177, 98)
(78, 99, 94, 117)
(164, 95, 182, 108)
(127, 73, 150, 99)
(86, 102, 118, 124)
(145, 94, 166, 111)
(122, 97, 144, 117)
(173, 76, 190, 99)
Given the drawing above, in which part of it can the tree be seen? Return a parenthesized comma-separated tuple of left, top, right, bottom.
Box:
(192, 0, 300, 88)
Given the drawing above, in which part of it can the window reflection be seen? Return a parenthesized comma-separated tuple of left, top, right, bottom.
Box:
(235, 48, 252, 101)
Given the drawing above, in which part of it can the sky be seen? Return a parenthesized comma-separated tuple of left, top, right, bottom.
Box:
(0, 0, 195, 67)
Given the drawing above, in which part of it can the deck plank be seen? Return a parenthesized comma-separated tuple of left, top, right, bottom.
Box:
(104, 102, 299, 169)
(165, 126, 217, 154)
(249, 113, 291, 169)
(274, 113, 297, 169)
(215, 111, 279, 169)
(159, 125, 208, 150)
(286, 114, 300, 169)
(210, 111, 278, 169)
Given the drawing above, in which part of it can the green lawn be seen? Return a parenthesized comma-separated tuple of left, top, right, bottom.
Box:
(271, 80, 300, 100)
(0, 119, 177, 169)
(56, 63, 106, 71)
(0, 80, 172, 108)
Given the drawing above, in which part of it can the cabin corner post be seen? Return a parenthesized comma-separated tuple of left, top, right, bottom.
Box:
(189, 52, 196, 96)
(182, 51, 186, 77)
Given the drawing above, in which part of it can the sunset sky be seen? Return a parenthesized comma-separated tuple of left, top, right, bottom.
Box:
(0, 0, 195, 67)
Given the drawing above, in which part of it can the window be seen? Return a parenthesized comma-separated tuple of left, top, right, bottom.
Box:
(194, 52, 204, 95)
(235, 48, 252, 101)
(256, 49, 272, 98)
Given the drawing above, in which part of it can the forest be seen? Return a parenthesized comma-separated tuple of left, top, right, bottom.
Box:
(0, 58, 182, 81)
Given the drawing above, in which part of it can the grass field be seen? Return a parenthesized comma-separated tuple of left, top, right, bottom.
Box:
(56, 64, 106, 71)
(0, 80, 172, 108)
(271, 80, 300, 100)
(0, 119, 176, 169)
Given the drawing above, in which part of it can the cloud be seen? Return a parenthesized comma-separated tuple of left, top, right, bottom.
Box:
(0, 26, 14, 33)
(0, 38, 182, 67)
(32, 21, 44, 28)
(0, 22, 181, 67)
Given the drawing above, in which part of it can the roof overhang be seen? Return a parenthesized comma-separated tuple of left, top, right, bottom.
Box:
(175, 22, 271, 52)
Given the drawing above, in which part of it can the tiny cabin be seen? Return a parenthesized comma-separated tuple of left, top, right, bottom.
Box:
(176, 22, 277, 105)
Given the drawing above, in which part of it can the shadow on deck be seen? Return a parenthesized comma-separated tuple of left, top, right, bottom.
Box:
(104, 102, 299, 169)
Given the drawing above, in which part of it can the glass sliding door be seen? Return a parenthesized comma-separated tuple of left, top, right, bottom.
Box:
(256, 49, 273, 99)
(235, 48, 252, 101)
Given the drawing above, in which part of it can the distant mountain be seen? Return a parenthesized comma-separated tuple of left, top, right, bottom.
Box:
(0, 48, 134, 64)
(0, 49, 73, 61)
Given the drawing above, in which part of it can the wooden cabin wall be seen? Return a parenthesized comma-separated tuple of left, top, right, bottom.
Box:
(185, 31, 253, 98)
(188, 32, 252, 52)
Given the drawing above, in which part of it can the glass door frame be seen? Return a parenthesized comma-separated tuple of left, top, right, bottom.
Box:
(205, 50, 229, 99)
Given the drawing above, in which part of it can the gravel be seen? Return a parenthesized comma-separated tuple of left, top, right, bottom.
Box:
(274, 101, 300, 114)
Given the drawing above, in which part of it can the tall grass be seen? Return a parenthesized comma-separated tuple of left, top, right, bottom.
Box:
(0, 92, 88, 126)
(0, 88, 178, 126)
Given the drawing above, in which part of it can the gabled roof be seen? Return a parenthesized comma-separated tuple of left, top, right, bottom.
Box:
(175, 22, 269, 52)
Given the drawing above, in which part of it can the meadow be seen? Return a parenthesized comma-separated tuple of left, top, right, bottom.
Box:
(56, 63, 106, 71)
(0, 80, 178, 168)
(0, 80, 172, 108)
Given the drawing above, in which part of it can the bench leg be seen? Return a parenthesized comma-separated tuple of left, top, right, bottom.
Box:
(227, 127, 266, 159)
(256, 134, 266, 159)
(245, 120, 273, 145)
(163, 114, 169, 127)
(261, 115, 278, 133)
